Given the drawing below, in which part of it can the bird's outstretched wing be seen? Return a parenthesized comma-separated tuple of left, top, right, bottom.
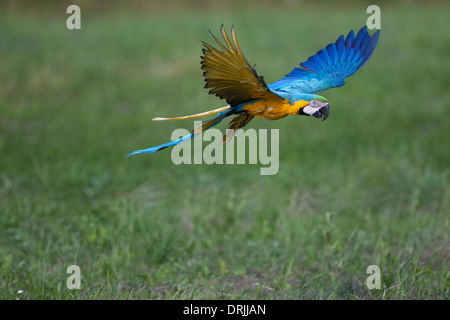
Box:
(201, 25, 285, 107)
(269, 26, 380, 95)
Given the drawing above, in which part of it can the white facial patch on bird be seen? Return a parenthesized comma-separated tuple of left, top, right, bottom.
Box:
(302, 105, 319, 115)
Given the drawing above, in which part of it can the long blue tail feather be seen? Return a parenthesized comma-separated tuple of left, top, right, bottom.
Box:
(126, 109, 231, 157)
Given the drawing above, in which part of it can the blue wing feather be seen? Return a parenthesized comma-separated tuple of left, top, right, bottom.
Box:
(336, 35, 344, 63)
(268, 26, 380, 98)
(345, 30, 354, 49)
(353, 27, 366, 49)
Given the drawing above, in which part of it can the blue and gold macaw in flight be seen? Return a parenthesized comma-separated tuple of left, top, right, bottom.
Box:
(127, 25, 379, 157)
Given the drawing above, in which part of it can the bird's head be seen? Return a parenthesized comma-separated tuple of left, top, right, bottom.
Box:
(299, 99, 330, 121)
(295, 95, 330, 121)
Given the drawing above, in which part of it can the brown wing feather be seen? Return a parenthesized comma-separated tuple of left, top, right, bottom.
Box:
(222, 114, 255, 143)
(201, 25, 284, 107)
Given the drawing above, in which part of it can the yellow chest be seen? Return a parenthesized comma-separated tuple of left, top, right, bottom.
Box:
(241, 99, 309, 120)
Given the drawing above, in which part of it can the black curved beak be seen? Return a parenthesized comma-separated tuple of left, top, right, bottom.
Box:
(312, 103, 330, 121)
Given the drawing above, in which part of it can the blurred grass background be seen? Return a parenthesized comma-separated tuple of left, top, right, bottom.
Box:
(0, 0, 449, 299)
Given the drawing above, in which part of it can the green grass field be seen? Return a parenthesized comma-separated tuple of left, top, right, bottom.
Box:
(0, 1, 449, 299)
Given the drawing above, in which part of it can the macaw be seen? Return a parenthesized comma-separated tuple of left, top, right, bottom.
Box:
(126, 25, 379, 157)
